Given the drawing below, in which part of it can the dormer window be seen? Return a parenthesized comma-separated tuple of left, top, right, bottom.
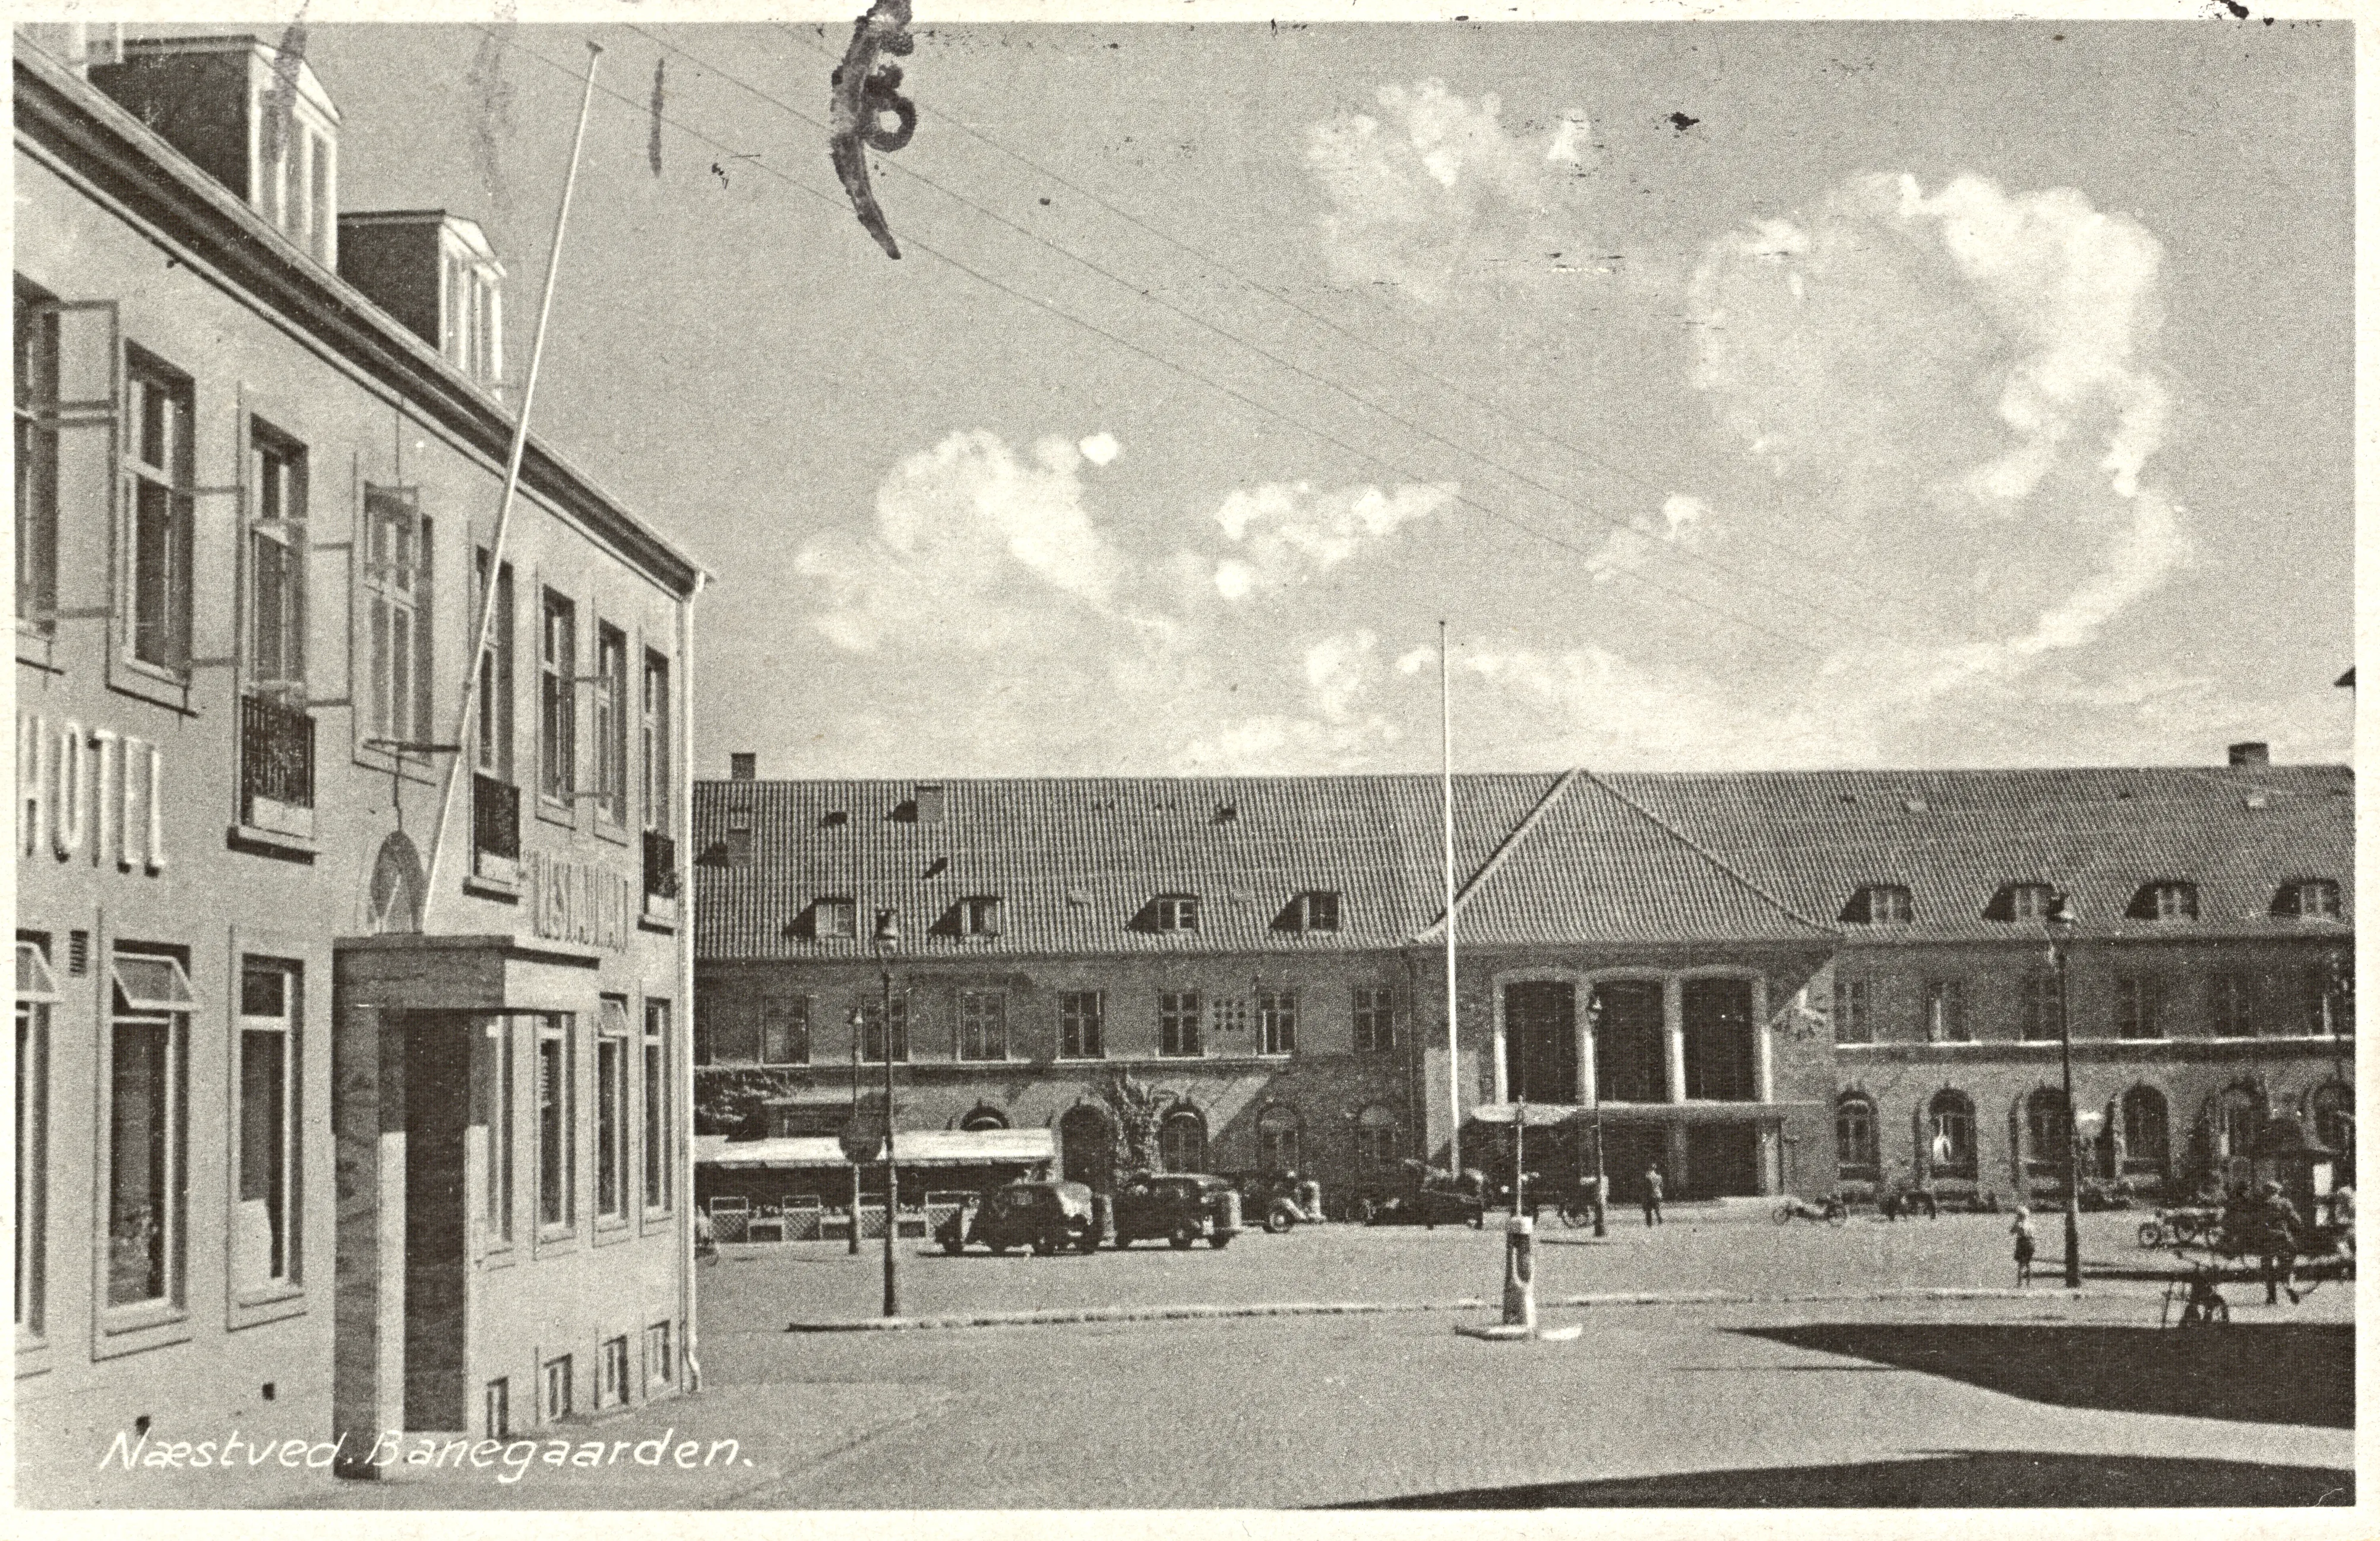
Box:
(1841, 885, 1913, 925)
(814, 897, 857, 939)
(1274, 891, 1341, 933)
(2127, 882, 2199, 922)
(725, 807, 753, 868)
(2274, 880, 2341, 920)
(958, 896, 1003, 936)
(337, 212, 506, 398)
(1986, 883, 2057, 922)
(1153, 894, 1200, 933)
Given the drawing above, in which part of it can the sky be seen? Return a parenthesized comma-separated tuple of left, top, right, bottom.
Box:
(276, 14, 2351, 779)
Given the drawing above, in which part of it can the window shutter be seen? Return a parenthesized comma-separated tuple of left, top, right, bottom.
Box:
(33, 302, 119, 631)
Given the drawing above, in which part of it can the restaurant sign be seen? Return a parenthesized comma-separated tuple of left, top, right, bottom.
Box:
(526, 850, 636, 952)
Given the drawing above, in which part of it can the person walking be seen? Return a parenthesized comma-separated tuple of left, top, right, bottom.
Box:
(1642, 1163, 1665, 1227)
(2010, 1206, 2036, 1287)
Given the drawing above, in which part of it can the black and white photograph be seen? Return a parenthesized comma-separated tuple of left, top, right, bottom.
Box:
(8, 0, 2361, 1518)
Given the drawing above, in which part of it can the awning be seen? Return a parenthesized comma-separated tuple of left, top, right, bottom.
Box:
(1468, 1102, 1821, 1127)
(696, 1128, 1056, 1169)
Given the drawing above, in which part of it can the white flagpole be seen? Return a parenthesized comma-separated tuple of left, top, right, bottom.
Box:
(421, 40, 606, 922)
(1442, 620, 1462, 1176)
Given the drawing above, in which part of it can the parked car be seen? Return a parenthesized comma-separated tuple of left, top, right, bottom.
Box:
(935, 1180, 1099, 1255)
(1110, 1171, 1241, 1249)
(1364, 1161, 1487, 1229)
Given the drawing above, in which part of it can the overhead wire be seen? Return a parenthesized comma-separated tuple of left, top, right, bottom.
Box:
(482, 25, 1835, 659)
(626, 21, 1921, 648)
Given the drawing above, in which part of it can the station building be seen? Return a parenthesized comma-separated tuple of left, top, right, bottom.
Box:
(14, 31, 703, 1491)
(689, 767, 1842, 1216)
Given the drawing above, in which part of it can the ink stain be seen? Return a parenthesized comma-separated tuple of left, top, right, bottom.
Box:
(829, 0, 919, 259)
(2218, 0, 2249, 17)
(1039, 197, 1051, 205)
(648, 56, 665, 177)
(1668, 110, 1700, 132)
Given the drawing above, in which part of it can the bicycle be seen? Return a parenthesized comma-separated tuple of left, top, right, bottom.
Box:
(1775, 1195, 1850, 1226)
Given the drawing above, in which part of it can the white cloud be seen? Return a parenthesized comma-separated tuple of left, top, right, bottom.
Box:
(1457, 645, 1850, 768)
(1078, 432, 1121, 467)
(1306, 81, 1591, 303)
(1210, 480, 1457, 600)
(1178, 631, 1404, 772)
(795, 429, 1133, 653)
(1583, 492, 1713, 584)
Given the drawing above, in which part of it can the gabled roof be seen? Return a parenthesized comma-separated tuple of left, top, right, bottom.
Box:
(691, 763, 2350, 963)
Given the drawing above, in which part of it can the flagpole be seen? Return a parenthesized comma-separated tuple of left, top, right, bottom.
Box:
(1442, 621, 1462, 1177)
(421, 40, 606, 921)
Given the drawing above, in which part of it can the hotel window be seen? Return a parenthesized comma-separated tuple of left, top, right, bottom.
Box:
(1058, 991, 1104, 1059)
(599, 1334, 631, 1409)
(246, 425, 308, 689)
(473, 551, 515, 779)
(1833, 979, 1871, 1045)
(855, 995, 909, 1064)
(1256, 1104, 1301, 1173)
(2115, 975, 2164, 1039)
(1279, 891, 1339, 932)
(760, 998, 810, 1066)
(536, 1015, 576, 1232)
(485, 1378, 511, 1439)
(1159, 992, 1203, 1058)
(1352, 986, 1395, 1054)
(105, 950, 193, 1309)
(15, 288, 58, 633)
(958, 896, 1003, 937)
(1922, 980, 1967, 1043)
(643, 1001, 672, 1212)
(596, 999, 631, 1223)
(539, 591, 576, 804)
(641, 651, 671, 833)
(1208, 996, 1248, 1042)
(1153, 894, 1199, 933)
(234, 960, 301, 1293)
(1843, 884, 1913, 925)
(958, 991, 1008, 1061)
(1257, 991, 1297, 1056)
(542, 1356, 573, 1423)
(1926, 1090, 1978, 1180)
(725, 808, 753, 868)
(814, 897, 857, 939)
(645, 1321, 674, 1391)
(1994, 882, 2056, 922)
(594, 624, 628, 825)
(1835, 1093, 1879, 1179)
(2274, 879, 2341, 920)
(480, 1015, 515, 1246)
(15, 938, 55, 1336)
(124, 352, 195, 674)
(2211, 971, 2256, 1037)
(1159, 1109, 1206, 1173)
(362, 486, 431, 745)
(2128, 881, 2199, 922)
(2019, 973, 2063, 1042)
(1353, 1105, 1400, 1175)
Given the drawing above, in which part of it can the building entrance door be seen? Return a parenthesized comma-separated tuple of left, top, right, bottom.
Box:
(1502, 981, 1578, 1104)
(403, 1015, 471, 1431)
(1685, 1125, 1761, 1198)
(1059, 1105, 1112, 1191)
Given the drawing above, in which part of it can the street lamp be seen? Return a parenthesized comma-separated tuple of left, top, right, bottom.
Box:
(1586, 995, 1607, 1237)
(2045, 892, 2083, 1290)
(874, 907, 901, 1318)
(846, 1003, 864, 1256)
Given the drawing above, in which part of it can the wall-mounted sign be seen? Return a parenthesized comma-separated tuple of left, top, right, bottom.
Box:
(17, 713, 166, 874)
(526, 849, 636, 952)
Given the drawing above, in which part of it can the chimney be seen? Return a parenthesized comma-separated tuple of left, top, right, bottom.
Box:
(337, 211, 506, 398)
(2228, 742, 2271, 768)
(729, 753, 756, 782)
(90, 35, 342, 267)
(914, 783, 946, 824)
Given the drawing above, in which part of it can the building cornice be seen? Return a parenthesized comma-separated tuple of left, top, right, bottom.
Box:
(14, 41, 704, 598)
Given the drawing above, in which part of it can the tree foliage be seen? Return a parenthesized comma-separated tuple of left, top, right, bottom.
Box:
(1094, 1069, 1175, 1184)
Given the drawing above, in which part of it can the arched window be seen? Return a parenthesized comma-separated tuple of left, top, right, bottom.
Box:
(2025, 1087, 2072, 1176)
(2215, 1084, 2264, 1162)
(1256, 1103, 1301, 1174)
(2309, 1081, 2353, 1160)
(1835, 1093, 1878, 1179)
(958, 1103, 1009, 1132)
(1353, 1105, 1400, 1176)
(1926, 1089, 1977, 1180)
(2119, 1085, 2170, 1177)
(1158, 1108, 1206, 1175)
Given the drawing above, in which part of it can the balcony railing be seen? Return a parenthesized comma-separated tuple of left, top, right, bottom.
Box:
(473, 773, 521, 884)
(643, 828, 679, 922)
(239, 691, 315, 838)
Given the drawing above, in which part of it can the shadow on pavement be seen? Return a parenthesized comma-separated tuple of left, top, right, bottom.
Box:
(1337, 1452, 2353, 1508)
(1734, 1322, 2352, 1428)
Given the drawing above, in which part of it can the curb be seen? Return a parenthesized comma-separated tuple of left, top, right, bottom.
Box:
(785, 1284, 2135, 1333)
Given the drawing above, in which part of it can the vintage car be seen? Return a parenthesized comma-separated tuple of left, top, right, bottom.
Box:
(935, 1180, 1099, 1256)
(1364, 1161, 1488, 1229)
(1110, 1172, 1242, 1249)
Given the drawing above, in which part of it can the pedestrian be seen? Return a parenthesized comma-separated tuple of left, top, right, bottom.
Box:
(2245, 1180, 2303, 1304)
(1642, 1163, 1665, 1227)
(2010, 1205, 2036, 1287)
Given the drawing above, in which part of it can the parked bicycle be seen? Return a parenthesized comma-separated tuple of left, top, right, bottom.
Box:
(1775, 1194, 1850, 1226)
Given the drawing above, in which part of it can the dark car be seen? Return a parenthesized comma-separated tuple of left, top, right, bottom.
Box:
(1365, 1162, 1487, 1229)
(936, 1180, 1099, 1256)
(1111, 1172, 1241, 1249)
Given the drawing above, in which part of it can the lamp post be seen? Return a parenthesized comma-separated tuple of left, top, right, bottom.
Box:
(874, 907, 900, 1318)
(1586, 995, 1607, 1237)
(2046, 893, 2083, 1290)
(846, 1004, 864, 1256)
